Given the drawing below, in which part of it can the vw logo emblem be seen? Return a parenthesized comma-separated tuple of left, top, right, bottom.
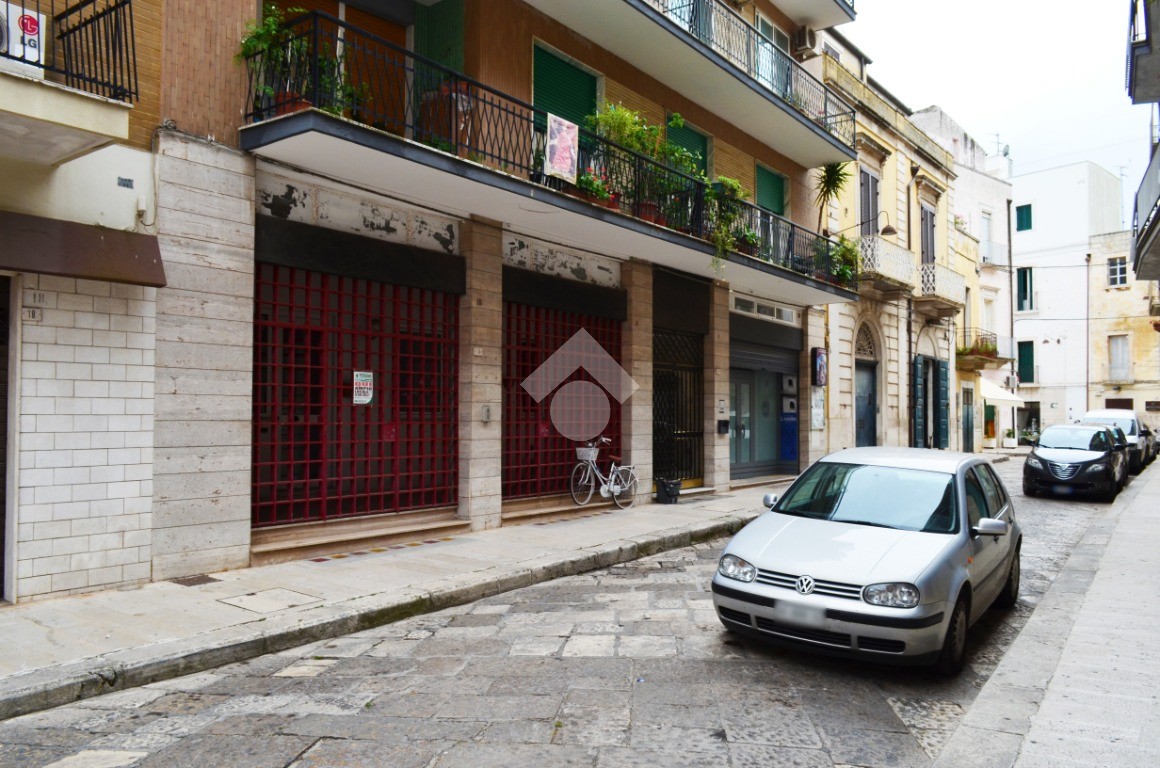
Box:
(795, 575, 815, 595)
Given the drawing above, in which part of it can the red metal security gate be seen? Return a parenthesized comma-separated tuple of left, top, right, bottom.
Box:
(253, 263, 458, 527)
(502, 302, 622, 500)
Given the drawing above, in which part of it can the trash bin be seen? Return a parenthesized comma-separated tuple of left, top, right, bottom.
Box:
(656, 478, 681, 504)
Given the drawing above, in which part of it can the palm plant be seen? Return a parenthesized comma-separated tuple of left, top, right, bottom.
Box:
(814, 162, 851, 234)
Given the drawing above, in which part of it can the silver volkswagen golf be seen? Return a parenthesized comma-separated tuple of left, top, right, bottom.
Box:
(711, 447, 1022, 676)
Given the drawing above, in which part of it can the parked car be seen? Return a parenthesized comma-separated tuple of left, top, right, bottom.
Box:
(1141, 418, 1157, 465)
(711, 448, 1021, 676)
(1080, 409, 1148, 474)
(1023, 424, 1126, 501)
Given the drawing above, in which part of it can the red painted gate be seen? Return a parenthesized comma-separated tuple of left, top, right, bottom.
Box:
(253, 263, 459, 527)
(502, 302, 622, 500)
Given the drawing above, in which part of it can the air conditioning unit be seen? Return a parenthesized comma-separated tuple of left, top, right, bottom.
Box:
(1004, 375, 1019, 388)
(0, 2, 46, 78)
(792, 26, 818, 58)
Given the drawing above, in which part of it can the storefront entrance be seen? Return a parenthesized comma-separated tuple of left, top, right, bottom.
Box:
(252, 263, 460, 527)
(729, 370, 784, 474)
(654, 330, 704, 486)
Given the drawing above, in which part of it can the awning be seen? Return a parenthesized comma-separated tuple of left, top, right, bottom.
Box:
(0, 210, 166, 287)
(979, 377, 1024, 406)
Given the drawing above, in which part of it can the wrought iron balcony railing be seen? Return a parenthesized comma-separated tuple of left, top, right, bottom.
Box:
(241, 11, 855, 291)
(0, 0, 137, 102)
(640, 0, 854, 150)
(959, 327, 1014, 360)
(1135, 137, 1160, 245)
(640, 0, 858, 148)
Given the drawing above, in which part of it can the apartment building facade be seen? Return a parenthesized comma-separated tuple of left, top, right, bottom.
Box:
(1, 0, 867, 602)
(1011, 162, 1122, 434)
(812, 32, 965, 453)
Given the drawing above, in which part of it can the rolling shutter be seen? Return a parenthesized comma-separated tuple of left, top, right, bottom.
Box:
(756, 166, 785, 216)
(533, 47, 597, 128)
(667, 119, 707, 174)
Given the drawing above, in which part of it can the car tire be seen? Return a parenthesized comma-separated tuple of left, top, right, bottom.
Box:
(997, 547, 1020, 610)
(1022, 482, 1037, 497)
(1102, 481, 1119, 503)
(935, 596, 968, 677)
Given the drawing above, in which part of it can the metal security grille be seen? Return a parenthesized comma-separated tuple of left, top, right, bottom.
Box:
(253, 263, 458, 527)
(654, 330, 704, 483)
(502, 303, 622, 500)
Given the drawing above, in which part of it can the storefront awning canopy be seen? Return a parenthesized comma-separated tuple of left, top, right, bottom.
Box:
(979, 377, 1024, 406)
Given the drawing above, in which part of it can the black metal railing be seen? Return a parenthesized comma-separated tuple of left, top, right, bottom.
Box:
(644, 0, 855, 149)
(959, 327, 1014, 360)
(0, 0, 137, 102)
(241, 11, 855, 291)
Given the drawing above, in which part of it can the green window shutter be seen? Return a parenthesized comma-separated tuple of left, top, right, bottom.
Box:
(1018, 341, 1035, 383)
(937, 360, 949, 450)
(666, 119, 707, 174)
(1016, 204, 1032, 231)
(414, 0, 464, 72)
(533, 47, 597, 128)
(756, 166, 785, 215)
(912, 355, 925, 447)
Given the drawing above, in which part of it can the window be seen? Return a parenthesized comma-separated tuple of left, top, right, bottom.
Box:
(822, 42, 841, 60)
(1018, 341, 1035, 383)
(1016, 204, 1032, 231)
(860, 169, 880, 237)
(667, 119, 707, 175)
(533, 46, 597, 128)
(756, 165, 785, 216)
(754, 12, 790, 96)
(980, 211, 993, 262)
(920, 205, 935, 263)
(1016, 267, 1034, 311)
(1108, 256, 1128, 287)
(1109, 334, 1130, 381)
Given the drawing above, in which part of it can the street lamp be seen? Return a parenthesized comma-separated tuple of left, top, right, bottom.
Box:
(825, 211, 897, 238)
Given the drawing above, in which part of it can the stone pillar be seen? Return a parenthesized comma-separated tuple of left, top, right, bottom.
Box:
(458, 218, 504, 530)
(703, 280, 730, 491)
(621, 260, 653, 498)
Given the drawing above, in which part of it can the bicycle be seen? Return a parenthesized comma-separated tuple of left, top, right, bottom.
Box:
(570, 436, 639, 508)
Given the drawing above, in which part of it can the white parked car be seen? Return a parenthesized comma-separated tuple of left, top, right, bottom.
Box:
(712, 448, 1022, 676)
(1081, 409, 1149, 474)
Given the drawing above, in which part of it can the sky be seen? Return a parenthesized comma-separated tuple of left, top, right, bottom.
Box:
(844, 1, 1151, 230)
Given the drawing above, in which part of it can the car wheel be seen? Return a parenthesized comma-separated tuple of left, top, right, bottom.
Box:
(1102, 481, 1119, 503)
(997, 547, 1020, 609)
(935, 597, 968, 677)
(1022, 482, 1037, 497)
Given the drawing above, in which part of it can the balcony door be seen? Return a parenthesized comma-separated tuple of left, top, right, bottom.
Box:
(755, 13, 790, 97)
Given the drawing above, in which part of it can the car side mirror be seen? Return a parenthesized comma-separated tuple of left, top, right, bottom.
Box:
(973, 518, 1009, 537)
(761, 492, 779, 510)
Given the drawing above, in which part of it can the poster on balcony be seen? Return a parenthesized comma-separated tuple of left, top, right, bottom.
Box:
(545, 113, 578, 185)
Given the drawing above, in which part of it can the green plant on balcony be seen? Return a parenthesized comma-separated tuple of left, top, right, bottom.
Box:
(814, 162, 851, 233)
(237, 4, 309, 108)
(734, 227, 760, 254)
(706, 176, 748, 272)
(957, 337, 999, 359)
(314, 48, 372, 118)
(576, 167, 612, 202)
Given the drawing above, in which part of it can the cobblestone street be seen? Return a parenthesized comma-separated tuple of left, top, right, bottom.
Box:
(0, 460, 1114, 767)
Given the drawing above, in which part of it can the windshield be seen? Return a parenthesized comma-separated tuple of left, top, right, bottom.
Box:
(1084, 417, 1134, 435)
(1038, 427, 1109, 451)
(776, 462, 958, 534)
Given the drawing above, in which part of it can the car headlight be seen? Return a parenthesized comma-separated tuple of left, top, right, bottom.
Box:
(718, 554, 756, 583)
(1026, 456, 1043, 470)
(863, 582, 920, 608)
(1086, 462, 1106, 473)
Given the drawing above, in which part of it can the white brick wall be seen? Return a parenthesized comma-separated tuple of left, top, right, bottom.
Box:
(16, 276, 156, 600)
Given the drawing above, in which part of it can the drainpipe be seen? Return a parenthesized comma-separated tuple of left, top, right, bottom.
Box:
(1085, 252, 1091, 415)
(1007, 198, 1015, 436)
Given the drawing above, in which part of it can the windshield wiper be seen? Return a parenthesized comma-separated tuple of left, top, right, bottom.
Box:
(835, 519, 899, 530)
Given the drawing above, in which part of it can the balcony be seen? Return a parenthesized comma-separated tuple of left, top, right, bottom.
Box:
(518, 0, 855, 168)
(979, 240, 1007, 268)
(0, 0, 136, 164)
(775, 0, 856, 29)
(1133, 139, 1160, 279)
(237, 11, 857, 306)
(857, 235, 915, 300)
(956, 328, 1014, 372)
(1106, 364, 1134, 385)
(1127, 0, 1160, 103)
(913, 262, 966, 318)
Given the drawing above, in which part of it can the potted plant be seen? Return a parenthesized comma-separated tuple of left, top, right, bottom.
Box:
(1002, 428, 1017, 448)
(707, 176, 747, 272)
(237, 4, 310, 117)
(733, 227, 760, 256)
(576, 167, 613, 205)
(814, 162, 851, 234)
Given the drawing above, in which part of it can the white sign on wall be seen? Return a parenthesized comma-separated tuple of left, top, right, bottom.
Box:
(353, 371, 374, 405)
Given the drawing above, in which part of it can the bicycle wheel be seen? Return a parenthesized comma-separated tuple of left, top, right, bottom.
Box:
(611, 467, 638, 508)
(570, 462, 595, 506)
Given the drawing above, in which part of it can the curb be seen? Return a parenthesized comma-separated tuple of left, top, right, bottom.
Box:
(0, 513, 755, 721)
